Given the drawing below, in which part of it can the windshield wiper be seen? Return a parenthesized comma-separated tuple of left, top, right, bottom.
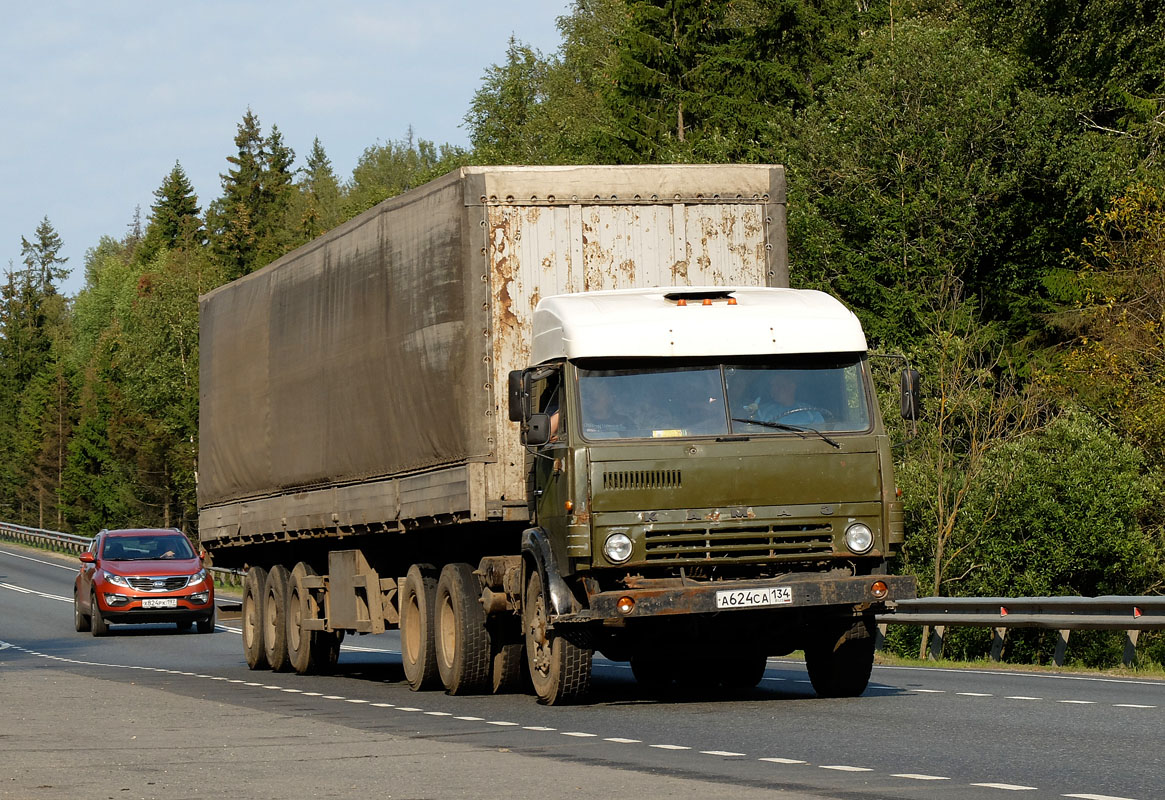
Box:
(731, 418, 841, 449)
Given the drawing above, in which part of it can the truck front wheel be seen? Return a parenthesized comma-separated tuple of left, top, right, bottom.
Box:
(805, 617, 875, 698)
(435, 563, 491, 694)
(523, 569, 592, 705)
(400, 564, 440, 690)
(242, 566, 269, 669)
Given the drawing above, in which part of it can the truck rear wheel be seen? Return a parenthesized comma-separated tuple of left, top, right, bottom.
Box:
(490, 621, 525, 694)
(242, 566, 269, 669)
(287, 562, 327, 674)
(719, 652, 768, 690)
(805, 617, 875, 698)
(435, 563, 492, 694)
(263, 565, 292, 672)
(400, 564, 440, 690)
(523, 569, 592, 705)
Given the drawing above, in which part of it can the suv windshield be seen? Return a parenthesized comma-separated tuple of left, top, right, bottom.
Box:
(577, 356, 872, 440)
(102, 535, 196, 561)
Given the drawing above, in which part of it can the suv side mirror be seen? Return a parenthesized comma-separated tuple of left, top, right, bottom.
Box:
(900, 368, 921, 421)
(80, 552, 95, 564)
(508, 370, 525, 422)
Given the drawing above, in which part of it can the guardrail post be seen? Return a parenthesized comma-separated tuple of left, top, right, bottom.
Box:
(990, 626, 1008, 662)
(875, 623, 887, 652)
(918, 625, 930, 660)
(1053, 629, 1071, 667)
(927, 625, 945, 661)
(1122, 629, 1140, 668)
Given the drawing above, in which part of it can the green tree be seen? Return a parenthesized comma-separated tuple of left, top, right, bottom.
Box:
(345, 129, 467, 215)
(294, 137, 345, 242)
(21, 216, 69, 295)
(139, 162, 202, 263)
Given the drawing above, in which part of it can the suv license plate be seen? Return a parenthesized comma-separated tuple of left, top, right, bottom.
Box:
(715, 586, 793, 609)
(141, 597, 178, 609)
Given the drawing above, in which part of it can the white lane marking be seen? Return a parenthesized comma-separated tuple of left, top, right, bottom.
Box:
(820, 765, 873, 772)
(702, 750, 746, 757)
(424, 711, 451, 716)
(345, 699, 368, 704)
(281, 688, 302, 693)
(1112, 704, 1155, 709)
(1006, 696, 1043, 700)
(0, 582, 70, 602)
(1063, 794, 1139, 800)
(561, 731, 597, 737)
(875, 662, 1165, 688)
(605, 737, 640, 743)
(487, 721, 519, 726)
(524, 726, 556, 731)
(912, 688, 945, 693)
(372, 703, 394, 708)
(893, 773, 949, 781)
(0, 548, 80, 570)
(759, 757, 807, 765)
(957, 692, 993, 697)
(650, 744, 691, 750)
(971, 783, 1038, 791)
(397, 707, 422, 712)
(1058, 700, 1096, 705)
(322, 695, 345, 700)
(454, 716, 483, 721)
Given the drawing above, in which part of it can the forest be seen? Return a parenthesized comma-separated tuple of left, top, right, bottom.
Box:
(2, 0, 1163, 666)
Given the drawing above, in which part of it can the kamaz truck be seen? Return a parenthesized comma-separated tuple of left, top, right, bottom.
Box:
(198, 164, 918, 704)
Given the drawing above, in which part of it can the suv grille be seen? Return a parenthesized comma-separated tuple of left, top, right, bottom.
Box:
(644, 525, 833, 563)
(126, 576, 189, 591)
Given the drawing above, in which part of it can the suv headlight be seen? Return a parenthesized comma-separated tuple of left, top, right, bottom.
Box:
(844, 523, 874, 554)
(603, 532, 633, 564)
(186, 568, 208, 588)
(104, 572, 131, 588)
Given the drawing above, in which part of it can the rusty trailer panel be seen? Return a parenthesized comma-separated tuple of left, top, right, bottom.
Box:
(563, 574, 918, 623)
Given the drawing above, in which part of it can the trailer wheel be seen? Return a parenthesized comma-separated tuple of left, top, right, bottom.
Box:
(490, 623, 525, 694)
(630, 655, 672, 691)
(314, 629, 343, 672)
(242, 566, 269, 670)
(288, 563, 326, 675)
(263, 565, 292, 672)
(435, 563, 491, 694)
(805, 617, 875, 698)
(400, 564, 440, 690)
(74, 588, 90, 632)
(523, 569, 592, 705)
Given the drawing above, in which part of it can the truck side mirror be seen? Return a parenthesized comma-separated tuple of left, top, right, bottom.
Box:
(899, 368, 921, 421)
(524, 413, 551, 446)
(508, 370, 525, 422)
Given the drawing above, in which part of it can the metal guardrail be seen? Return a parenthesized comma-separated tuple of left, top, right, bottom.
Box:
(3, 519, 1160, 665)
(0, 520, 244, 588)
(877, 596, 1165, 667)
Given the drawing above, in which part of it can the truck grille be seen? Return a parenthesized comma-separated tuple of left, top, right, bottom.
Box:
(644, 525, 834, 563)
(602, 470, 682, 491)
(126, 576, 189, 591)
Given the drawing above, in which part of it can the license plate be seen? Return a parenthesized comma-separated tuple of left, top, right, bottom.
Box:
(715, 586, 793, 609)
(141, 597, 177, 609)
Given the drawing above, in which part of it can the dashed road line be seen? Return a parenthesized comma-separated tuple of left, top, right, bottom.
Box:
(893, 773, 949, 781)
(820, 765, 873, 772)
(972, 783, 1038, 791)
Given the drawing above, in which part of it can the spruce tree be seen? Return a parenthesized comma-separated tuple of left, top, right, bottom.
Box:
(140, 162, 202, 262)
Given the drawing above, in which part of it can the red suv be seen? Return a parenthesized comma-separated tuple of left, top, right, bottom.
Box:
(74, 529, 216, 636)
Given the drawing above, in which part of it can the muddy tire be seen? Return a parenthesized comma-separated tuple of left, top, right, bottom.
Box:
(491, 631, 525, 694)
(524, 568, 591, 705)
(263, 565, 292, 672)
(805, 618, 875, 698)
(74, 589, 90, 632)
(90, 591, 109, 637)
(400, 564, 440, 691)
(242, 566, 269, 670)
(435, 563, 492, 694)
(287, 562, 327, 674)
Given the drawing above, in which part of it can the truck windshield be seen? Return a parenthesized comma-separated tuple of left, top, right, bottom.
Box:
(577, 357, 872, 440)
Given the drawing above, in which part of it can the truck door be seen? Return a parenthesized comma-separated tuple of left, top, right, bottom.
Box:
(531, 370, 570, 530)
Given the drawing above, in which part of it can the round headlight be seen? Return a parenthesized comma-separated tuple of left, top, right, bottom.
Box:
(603, 532, 633, 564)
(844, 523, 874, 554)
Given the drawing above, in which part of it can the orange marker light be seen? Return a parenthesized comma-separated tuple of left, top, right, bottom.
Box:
(617, 596, 635, 614)
(564, 500, 573, 512)
(702, 298, 712, 306)
(727, 297, 737, 305)
(677, 298, 687, 306)
(871, 580, 888, 599)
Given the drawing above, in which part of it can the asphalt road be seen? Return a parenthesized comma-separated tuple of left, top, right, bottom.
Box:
(2, 543, 1161, 800)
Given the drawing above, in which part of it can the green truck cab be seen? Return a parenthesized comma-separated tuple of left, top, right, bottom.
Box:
(510, 287, 917, 700)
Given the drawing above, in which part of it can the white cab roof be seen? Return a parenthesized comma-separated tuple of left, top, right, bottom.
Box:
(530, 286, 867, 364)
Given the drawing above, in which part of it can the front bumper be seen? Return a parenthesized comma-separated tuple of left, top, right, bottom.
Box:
(560, 573, 917, 624)
(97, 592, 215, 624)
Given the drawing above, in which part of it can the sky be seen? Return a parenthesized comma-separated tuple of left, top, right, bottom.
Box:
(0, 1, 570, 297)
